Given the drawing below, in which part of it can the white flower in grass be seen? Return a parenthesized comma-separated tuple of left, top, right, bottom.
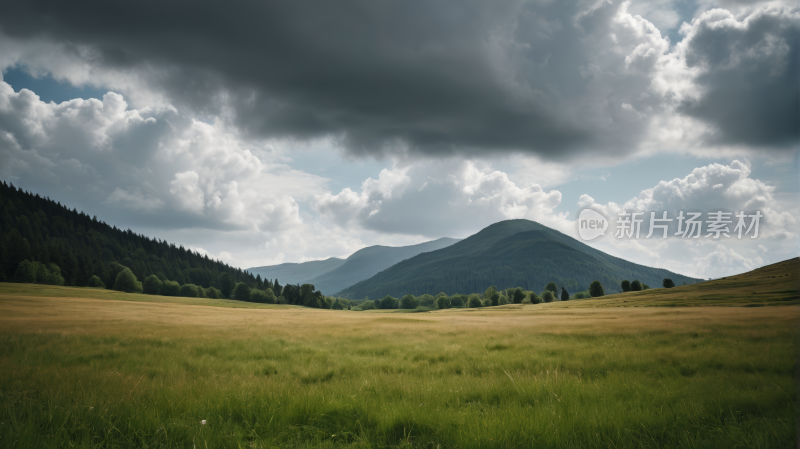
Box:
(200, 420, 207, 425)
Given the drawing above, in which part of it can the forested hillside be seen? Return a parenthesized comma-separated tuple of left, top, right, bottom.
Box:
(339, 220, 701, 299)
(0, 181, 264, 294)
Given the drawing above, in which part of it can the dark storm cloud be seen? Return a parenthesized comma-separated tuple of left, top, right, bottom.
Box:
(678, 7, 799, 148)
(0, 0, 796, 158)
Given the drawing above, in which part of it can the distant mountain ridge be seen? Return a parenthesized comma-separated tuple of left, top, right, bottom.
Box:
(247, 237, 460, 295)
(248, 258, 346, 286)
(338, 219, 701, 299)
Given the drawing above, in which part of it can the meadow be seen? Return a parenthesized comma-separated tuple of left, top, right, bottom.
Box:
(0, 266, 797, 448)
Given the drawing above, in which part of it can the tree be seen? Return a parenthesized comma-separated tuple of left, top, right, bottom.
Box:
(489, 291, 500, 306)
(621, 280, 631, 292)
(449, 294, 464, 308)
(436, 295, 451, 309)
(529, 292, 541, 304)
(545, 282, 558, 293)
(113, 268, 142, 293)
(642, 284, 650, 290)
(379, 295, 399, 309)
(499, 295, 509, 305)
(561, 287, 569, 301)
(143, 275, 162, 295)
(14, 260, 36, 283)
(232, 282, 251, 301)
(589, 280, 604, 297)
(332, 298, 344, 310)
(662, 278, 675, 288)
(513, 287, 525, 304)
(483, 285, 498, 301)
(542, 290, 555, 303)
(205, 287, 222, 299)
(467, 294, 483, 308)
(264, 288, 277, 304)
(400, 294, 418, 309)
(161, 280, 180, 296)
(220, 273, 235, 298)
(250, 288, 268, 303)
(87, 275, 105, 288)
(179, 283, 199, 297)
(631, 280, 642, 291)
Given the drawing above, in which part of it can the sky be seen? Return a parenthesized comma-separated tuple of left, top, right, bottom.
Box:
(0, 0, 797, 280)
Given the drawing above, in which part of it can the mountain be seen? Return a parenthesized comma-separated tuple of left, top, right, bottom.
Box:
(247, 237, 460, 295)
(248, 258, 346, 286)
(0, 181, 259, 289)
(337, 219, 701, 299)
(308, 237, 460, 295)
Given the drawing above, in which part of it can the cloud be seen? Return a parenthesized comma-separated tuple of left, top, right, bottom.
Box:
(315, 159, 569, 237)
(578, 159, 799, 277)
(1, 0, 794, 161)
(106, 187, 164, 213)
(670, 4, 799, 148)
(0, 82, 323, 234)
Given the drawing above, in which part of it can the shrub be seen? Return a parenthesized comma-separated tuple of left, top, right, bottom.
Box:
(574, 290, 590, 299)
(179, 283, 199, 297)
(489, 292, 500, 306)
(14, 260, 36, 284)
(87, 275, 106, 288)
(589, 280, 605, 297)
(205, 287, 222, 299)
(265, 288, 277, 304)
(663, 278, 675, 288)
(499, 295, 509, 305)
(359, 300, 376, 310)
(530, 292, 541, 304)
(545, 282, 558, 293)
(542, 290, 555, 303)
(161, 280, 180, 296)
(436, 295, 451, 309)
(642, 284, 650, 290)
(621, 280, 631, 292)
(631, 280, 642, 291)
(143, 275, 162, 295)
(196, 286, 206, 298)
(232, 283, 251, 301)
(449, 294, 464, 308)
(113, 268, 142, 293)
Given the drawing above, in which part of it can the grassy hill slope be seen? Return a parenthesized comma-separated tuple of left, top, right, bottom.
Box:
(339, 219, 700, 299)
(550, 256, 800, 308)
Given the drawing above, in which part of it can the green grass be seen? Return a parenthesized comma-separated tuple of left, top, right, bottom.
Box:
(0, 286, 797, 448)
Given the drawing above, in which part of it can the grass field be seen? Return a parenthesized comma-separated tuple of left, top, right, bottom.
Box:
(0, 259, 798, 448)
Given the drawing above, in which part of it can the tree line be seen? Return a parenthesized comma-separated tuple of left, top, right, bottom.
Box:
(0, 180, 337, 309)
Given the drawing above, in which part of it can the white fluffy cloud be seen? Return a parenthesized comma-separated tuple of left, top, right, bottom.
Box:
(314, 160, 569, 237)
(577, 159, 798, 278)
